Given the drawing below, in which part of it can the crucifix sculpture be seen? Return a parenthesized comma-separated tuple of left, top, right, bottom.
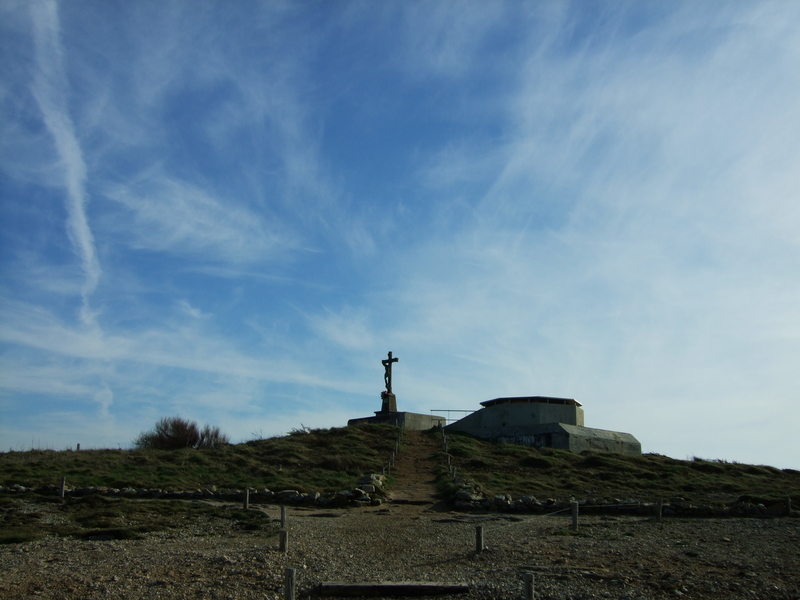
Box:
(382, 351, 399, 394)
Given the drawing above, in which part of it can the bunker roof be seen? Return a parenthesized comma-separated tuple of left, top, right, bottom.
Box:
(480, 396, 582, 408)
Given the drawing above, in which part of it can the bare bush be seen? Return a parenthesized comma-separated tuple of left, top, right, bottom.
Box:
(133, 416, 230, 450)
(198, 424, 228, 449)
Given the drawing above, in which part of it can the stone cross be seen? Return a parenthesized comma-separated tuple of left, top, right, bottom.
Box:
(382, 351, 399, 394)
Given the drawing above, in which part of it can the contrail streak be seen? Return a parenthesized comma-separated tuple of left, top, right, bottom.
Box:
(30, 0, 101, 324)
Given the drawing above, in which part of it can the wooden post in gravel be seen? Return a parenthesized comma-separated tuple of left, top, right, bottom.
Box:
(523, 573, 535, 600)
(281, 505, 287, 528)
(787, 496, 792, 516)
(475, 525, 484, 554)
(279, 529, 288, 553)
(656, 499, 663, 519)
(571, 502, 579, 532)
(283, 567, 296, 600)
(244, 488, 250, 510)
(59, 476, 65, 499)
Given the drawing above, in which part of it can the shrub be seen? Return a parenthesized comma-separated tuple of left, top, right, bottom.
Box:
(133, 416, 229, 450)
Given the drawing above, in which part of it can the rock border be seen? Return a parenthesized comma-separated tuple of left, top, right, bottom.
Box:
(448, 478, 795, 517)
(0, 473, 387, 509)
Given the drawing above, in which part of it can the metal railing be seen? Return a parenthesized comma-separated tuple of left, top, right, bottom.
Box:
(429, 409, 474, 424)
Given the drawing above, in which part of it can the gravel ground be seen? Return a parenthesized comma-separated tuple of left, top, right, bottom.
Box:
(2, 500, 799, 600)
(4, 433, 799, 599)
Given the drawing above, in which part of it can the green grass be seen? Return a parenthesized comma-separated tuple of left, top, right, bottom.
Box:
(433, 429, 800, 505)
(0, 494, 278, 545)
(0, 424, 398, 492)
(4, 424, 797, 512)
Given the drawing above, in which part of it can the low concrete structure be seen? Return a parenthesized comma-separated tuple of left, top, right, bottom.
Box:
(446, 396, 641, 455)
(348, 411, 446, 430)
(348, 392, 445, 430)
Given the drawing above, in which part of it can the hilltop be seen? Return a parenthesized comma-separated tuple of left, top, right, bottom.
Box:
(2, 425, 798, 506)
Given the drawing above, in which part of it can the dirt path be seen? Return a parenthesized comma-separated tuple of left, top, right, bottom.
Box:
(386, 430, 443, 508)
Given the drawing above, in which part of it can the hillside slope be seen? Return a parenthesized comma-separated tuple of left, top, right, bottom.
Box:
(438, 429, 800, 505)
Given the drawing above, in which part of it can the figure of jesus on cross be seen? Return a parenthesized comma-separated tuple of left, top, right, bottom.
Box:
(382, 351, 398, 394)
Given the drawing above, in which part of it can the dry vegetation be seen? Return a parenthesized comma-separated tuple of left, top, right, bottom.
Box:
(0, 494, 277, 545)
(435, 429, 800, 506)
(0, 424, 397, 492)
(132, 416, 229, 450)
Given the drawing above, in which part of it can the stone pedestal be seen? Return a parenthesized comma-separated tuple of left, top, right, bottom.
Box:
(379, 392, 397, 413)
(347, 387, 447, 431)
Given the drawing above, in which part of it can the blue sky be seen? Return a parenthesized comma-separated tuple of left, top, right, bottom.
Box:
(1, 1, 798, 468)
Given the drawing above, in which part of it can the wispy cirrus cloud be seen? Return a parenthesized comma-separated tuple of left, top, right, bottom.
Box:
(176, 299, 206, 320)
(306, 306, 376, 351)
(0, 298, 360, 394)
(29, 0, 100, 324)
(79, 5, 360, 263)
(397, 1, 508, 78)
(102, 174, 298, 264)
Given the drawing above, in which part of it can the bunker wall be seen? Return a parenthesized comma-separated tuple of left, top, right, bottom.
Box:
(446, 401, 584, 439)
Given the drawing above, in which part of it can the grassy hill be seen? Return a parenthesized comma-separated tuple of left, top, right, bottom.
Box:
(0, 424, 397, 492)
(2, 425, 798, 506)
(436, 429, 800, 505)
(5, 425, 797, 546)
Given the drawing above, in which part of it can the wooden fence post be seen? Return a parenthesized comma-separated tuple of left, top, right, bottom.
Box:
(475, 525, 484, 554)
(787, 496, 792, 516)
(571, 502, 579, 532)
(243, 488, 249, 510)
(523, 572, 534, 600)
(656, 499, 663, 519)
(279, 529, 288, 553)
(281, 505, 287, 528)
(284, 567, 296, 600)
(59, 476, 65, 499)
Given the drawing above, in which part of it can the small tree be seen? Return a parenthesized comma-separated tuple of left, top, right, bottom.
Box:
(134, 416, 229, 450)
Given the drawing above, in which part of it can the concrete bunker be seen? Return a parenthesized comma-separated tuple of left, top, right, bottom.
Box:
(446, 396, 641, 455)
